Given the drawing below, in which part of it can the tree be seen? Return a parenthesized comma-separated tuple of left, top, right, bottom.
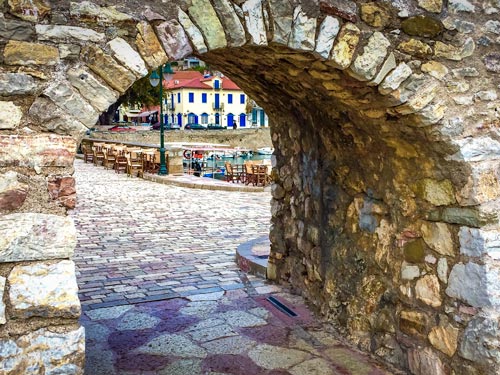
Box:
(98, 75, 159, 125)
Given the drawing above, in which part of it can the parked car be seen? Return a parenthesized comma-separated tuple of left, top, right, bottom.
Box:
(207, 123, 227, 130)
(108, 125, 136, 132)
(151, 123, 181, 130)
(185, 123, 207, 130)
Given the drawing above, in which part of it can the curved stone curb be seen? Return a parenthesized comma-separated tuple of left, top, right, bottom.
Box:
(236, 236, 270, 279)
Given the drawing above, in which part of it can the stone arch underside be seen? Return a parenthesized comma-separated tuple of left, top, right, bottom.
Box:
(1, 0, 500, 374)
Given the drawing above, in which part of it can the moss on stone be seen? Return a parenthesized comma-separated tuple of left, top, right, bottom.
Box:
(401, 15, 443, 38)
(403, 238, 426, 263)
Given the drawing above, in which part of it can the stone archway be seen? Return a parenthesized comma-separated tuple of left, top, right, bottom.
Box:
(1, 0, 500, 373)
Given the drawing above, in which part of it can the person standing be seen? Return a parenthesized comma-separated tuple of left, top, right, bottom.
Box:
(233, 120, 237, 130)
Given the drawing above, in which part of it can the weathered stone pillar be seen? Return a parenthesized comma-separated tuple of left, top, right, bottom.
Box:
(0, 135, 84, 372)
(167, 146, 185, 175)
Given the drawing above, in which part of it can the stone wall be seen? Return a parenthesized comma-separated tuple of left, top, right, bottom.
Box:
(88, 127, 272, 151)
(1, 0, 500, 374)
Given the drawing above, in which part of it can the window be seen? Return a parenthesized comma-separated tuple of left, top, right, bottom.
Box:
(177, 93, 181, 103)
(202, 93, 207, 103)
(240, 94, 245, 104)
(228, 94, 233, 104)
(214, 80, 220, 89)
(201, 113, 209, 124)
(189, 92, 194, 103)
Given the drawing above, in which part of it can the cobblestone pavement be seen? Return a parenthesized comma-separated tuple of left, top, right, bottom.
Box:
(72, 159, 399, 375)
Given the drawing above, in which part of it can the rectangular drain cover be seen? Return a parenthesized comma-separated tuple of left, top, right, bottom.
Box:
(266, 296, 298, 317)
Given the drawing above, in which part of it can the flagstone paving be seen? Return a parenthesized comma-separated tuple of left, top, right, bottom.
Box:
(72, 159, 401, 375)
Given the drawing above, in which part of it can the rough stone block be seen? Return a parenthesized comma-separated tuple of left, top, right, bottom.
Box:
(108, 37, 148, 78)
(81, 45, 136, 93)
(3, 40, 59, 65)
(35, 24, 105, 42)
(421, 222, 454, 256)
(242, 0, 267, 46)
(289, 6, 317, 51)
(0, 72, 37, 95)
(8, 260, 81, 318)
(156, 19, 195, 60)
(0, 134, 76, 170)
(28, 97, 88, 139)
(460, 314, 500, 367)
(428, 324, 459, 357)
(0, 327, 85, 374)
(136, 21, 168, 69)
(446, 262, 500, 307)
(415, 275, 441, 307)
(0, 101, 22, 129)
(67, 67, 118, 113)
(315, 16, 340, 59)
(44, 81, 99, 128)
(0, 15, 35, 41)
(268, 0, 293, 45)
(329, 23, 360, 69)
(0, 213, 77, 262)
(400, 310, 429, 338)
(186, 0, 226, 50)
(69, 1, 133, 23)
(0, 171, 28, 213)
(459, 227, 500, 259)
(212, 0, 246, 47)
(408, 347, 447, 375)
(178, 9, 208, 54)
(8, 0, 51, 22)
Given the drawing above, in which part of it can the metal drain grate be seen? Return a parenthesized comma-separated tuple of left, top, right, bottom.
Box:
(266, 296, 298, 317)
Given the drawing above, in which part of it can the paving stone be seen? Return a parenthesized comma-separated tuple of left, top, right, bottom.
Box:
(201, 335, 258, 355)
(188, 324, 238, 342)
(248, 344, 310, 370)
(187, 291, 225, 301)
(158, 359, 203, 375)
(180, 301, 219, 317)
(134, 333, 207, 358)
(85, 305, 133, 320)
(218, 310, 268, 328)
(290, 358, 336, 375)
(117, 311, 161, 330)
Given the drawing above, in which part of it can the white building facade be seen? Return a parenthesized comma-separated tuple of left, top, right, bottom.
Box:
(164, 72, 251, 129)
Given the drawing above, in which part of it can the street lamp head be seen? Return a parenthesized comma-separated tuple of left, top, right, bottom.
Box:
(149, 70, 160, 87)
(163, 63, 174, 82)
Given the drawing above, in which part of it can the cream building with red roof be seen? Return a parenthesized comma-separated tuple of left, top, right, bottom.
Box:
(163, 71, 250, 129)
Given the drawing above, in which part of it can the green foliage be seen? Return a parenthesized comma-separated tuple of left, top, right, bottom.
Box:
(121, 74, 159, 108)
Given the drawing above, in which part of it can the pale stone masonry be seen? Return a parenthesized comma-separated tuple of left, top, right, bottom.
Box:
(1, 0, 500, 374)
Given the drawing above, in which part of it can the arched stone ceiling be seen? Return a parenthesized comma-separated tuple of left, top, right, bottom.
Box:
(1, 1, 500, 374)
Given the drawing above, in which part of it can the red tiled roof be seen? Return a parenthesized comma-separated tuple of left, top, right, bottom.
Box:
(165, 72, 241, 91)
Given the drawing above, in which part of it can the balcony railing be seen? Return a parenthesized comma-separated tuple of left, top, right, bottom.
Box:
(212, 103, 224, 111)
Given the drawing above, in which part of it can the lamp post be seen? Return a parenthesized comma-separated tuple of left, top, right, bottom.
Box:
(149, 63, 174, 175)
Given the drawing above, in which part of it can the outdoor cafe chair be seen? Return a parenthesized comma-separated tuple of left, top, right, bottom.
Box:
(114, 146, 128, 174)
(224, 162, 241, 183)
(103, 144, 117, 170)
(243, 162, 256, 186)
(126, 148, 144, 178)
(92, 142, 105, 166)
(251, 164, 269, 186)
(82, 144, 94, 164)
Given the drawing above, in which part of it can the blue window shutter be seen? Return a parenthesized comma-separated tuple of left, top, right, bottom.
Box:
(177, 93, 181, 103)
(214, 80, 220, 89)
(189, 92, 194, 103)
(240, 94, 245, 104)
(228, 94, 233, 104)
(215, 93, 220, 109)
(202, 93, 207, 103)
